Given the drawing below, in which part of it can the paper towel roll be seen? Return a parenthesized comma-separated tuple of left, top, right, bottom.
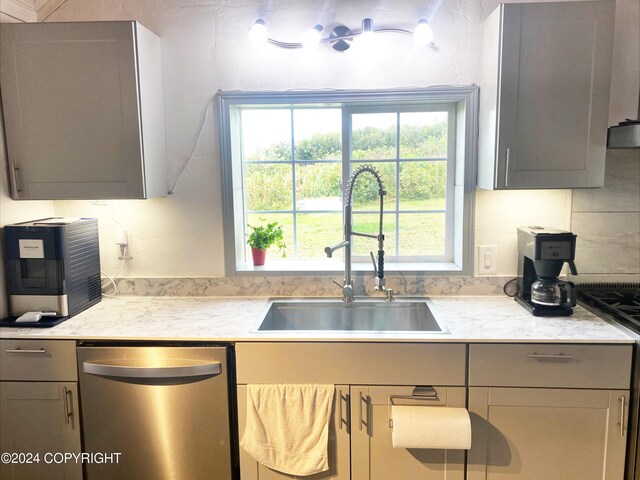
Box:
(391, 406, 471, 450)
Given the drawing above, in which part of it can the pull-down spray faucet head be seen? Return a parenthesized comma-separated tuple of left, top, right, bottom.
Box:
(345, 164, 386, 207)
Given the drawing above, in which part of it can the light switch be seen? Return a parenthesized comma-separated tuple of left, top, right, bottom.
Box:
(477, 245, 498, 275)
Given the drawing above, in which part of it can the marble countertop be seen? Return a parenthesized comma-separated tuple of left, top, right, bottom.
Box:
(0, 295, 634, 343)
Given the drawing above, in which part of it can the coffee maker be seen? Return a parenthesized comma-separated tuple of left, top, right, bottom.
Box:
(515, 226, 578, 316)
(2, 217, 101, 326)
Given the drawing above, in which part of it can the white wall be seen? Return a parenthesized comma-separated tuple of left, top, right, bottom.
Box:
(2, 0, 639, 282)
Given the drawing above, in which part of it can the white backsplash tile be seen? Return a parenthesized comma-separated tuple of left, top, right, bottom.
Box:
(572, 212, 640, 274)
(572, 150, 640, 213)
(571, 148, 640, 275)
(113, 275, 510, 297)
(474, 189, 572, 275)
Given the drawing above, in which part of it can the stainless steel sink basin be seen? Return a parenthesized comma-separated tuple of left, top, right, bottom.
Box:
(255, 299, 449, 333)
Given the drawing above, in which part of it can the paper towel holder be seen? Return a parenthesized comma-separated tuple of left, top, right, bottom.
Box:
(388, 386, 439, 428)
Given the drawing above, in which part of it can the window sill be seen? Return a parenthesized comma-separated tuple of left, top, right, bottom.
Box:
(235, 259, 465, 277)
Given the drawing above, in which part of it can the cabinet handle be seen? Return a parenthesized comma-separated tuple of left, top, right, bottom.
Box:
(63, 387, 73, 425)
(9, 162, 21, 198)
(338, 390, 342, 429)
(504, 148, 511, 187)
(358, 392, 370, 435)
(338, 389, 349, 431)
(528, 353, 573, 360)
(5, 348, 47, 354)
(619, 396, 626, 437)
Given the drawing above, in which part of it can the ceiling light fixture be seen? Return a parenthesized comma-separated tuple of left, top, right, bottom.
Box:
(249, 18, 436, 52)
(360, 17, 374, 39)
(301, 24, 324, 49)
(248, 19, 268, 46)
(413, 19, 434, 46)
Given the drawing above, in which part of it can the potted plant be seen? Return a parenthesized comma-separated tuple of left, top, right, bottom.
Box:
(247, 219, 286, 266)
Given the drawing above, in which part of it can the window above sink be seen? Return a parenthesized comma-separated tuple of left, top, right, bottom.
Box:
(217, 88, 478, 276)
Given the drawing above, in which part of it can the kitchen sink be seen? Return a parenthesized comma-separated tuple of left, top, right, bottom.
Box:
(255, 298, 449, 333)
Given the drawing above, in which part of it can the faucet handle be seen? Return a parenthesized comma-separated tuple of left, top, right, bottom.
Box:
(342, 284, 354, 302)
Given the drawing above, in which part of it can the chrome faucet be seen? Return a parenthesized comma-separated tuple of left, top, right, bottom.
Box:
(325, 164, 394, 302)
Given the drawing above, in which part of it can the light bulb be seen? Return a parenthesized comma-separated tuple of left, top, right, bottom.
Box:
(301, 24, 323, 49)
(414, 19, 433, 46)
(249, 19, 268, 46)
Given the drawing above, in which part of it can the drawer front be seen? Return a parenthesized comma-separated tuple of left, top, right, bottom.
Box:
(0, 340, 77, 381)
(236, 342, 466, 386)
(469, 344, 632, 389)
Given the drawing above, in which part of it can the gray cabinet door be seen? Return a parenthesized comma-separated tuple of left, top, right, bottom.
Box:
(479, 1, 614, 189)
(467, 387, 628, 480)
(237, 384, 351, 480)
(0, 381, 82, 480)
(0, 21, 166, 199)
(351, 385, 466, 480)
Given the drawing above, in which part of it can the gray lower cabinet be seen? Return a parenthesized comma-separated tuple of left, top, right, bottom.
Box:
(237, 384, 466, 480)
(0, 382, 82, 480)
(477, 1, 615, 189)
(467, 387, 628, 480)
(235, 342, 468, 480)
(237, 384, 350, 480)
(467, 344, 633, 480)
(0, 340, 81, 480)
(351, 385, 465, 480)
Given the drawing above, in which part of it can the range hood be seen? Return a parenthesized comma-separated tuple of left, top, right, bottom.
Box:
(608, 120, 640, 149)
(607, 91, 640, 149)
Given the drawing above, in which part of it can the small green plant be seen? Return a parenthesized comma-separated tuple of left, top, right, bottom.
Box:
(247, 219, 286, 257)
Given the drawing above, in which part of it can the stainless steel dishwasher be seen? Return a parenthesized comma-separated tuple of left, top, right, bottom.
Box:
(77, 344, 235, 480)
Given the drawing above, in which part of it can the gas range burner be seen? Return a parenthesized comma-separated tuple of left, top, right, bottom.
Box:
(577, 283, 640, 330)
(587, 291, 640, 307)
(619, 304, 640, 316)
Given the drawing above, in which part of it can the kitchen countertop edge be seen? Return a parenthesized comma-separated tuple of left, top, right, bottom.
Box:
(0, 295, 635, 344)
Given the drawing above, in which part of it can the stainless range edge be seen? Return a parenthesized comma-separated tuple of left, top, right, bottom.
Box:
(578, 283, 640, 480)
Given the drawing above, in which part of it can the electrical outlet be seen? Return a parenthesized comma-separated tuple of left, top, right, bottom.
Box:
(115, 228, 133, 260)
(115, 227, 128, 246)
(477, 245, 498, 275)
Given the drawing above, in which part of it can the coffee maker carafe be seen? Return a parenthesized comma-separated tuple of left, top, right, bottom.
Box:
(515, 226, 578, 316)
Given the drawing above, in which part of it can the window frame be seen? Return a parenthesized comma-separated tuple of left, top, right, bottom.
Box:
(343, 104, 456, 263)
(217, 87, 478, 277)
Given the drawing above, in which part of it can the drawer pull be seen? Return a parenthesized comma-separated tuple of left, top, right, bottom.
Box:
(5, 348, 47, 354)
(528, 353, 573, 360)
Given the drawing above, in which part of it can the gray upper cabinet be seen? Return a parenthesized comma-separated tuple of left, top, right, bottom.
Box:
(477, 1, 615, 189)
(0, 21, 167, 199)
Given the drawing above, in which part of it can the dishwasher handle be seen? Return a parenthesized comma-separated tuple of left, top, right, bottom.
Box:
(83, 360, 222, 379)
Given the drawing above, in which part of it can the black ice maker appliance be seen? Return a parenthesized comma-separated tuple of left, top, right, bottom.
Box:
(3, 218, 101, 326)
